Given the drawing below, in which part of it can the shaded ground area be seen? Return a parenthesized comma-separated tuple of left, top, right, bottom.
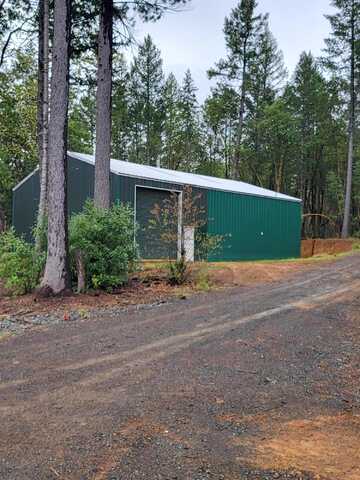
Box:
(0, 253, 359, 479)
(0, 273, 175, 319)
(0, 255, 349, 320)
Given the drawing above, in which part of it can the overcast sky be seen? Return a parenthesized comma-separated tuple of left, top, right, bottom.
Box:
(130, 0, 335, 102)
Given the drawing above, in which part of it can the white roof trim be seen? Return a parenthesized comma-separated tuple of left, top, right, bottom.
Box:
(12, 166, 39, 192)
(68, 151, 301, 203)
(12, 153, 301, 203)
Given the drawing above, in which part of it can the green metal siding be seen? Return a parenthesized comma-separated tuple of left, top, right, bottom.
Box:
(207, 190, 301, 261)
(68, 157, 94, 213)
(13, 155, 301, 261)
(12, 170, 40, 242)
(13, 157, 96, 241)
(12, 156, 208, 254)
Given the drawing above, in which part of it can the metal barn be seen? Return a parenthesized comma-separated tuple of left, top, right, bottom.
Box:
(12, 152, 302, 261)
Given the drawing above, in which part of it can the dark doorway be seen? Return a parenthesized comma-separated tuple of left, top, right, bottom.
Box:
(135, 187, 179, 259)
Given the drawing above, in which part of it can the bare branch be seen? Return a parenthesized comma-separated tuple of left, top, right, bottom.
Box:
(0, 28, 19, 68)
(0, 15, 35, 68)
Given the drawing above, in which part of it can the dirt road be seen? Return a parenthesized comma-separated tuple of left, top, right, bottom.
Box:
(1, 255, 360, 480)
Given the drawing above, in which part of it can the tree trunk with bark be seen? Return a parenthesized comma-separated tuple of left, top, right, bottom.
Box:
(342, 1, 356, 239)
(38, 0, 71, 296)
(36, 0, 49, 252)
(234, 44, 248, 180)
(75, 250, 86, 293)
(36, 0, 44, 165)
(0, 204, 6, 233)
(94, 0, 113, 209)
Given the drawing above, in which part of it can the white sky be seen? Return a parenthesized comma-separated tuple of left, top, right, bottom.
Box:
(130, 0, 336, 102)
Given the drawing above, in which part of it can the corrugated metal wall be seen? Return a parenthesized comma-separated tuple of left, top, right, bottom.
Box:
(13, 155, 301, 261)
(207, 190, 301, 261)
(13, 157, 96, 241)
(12, 170, 40, 242)
(12, 156, 207, 246)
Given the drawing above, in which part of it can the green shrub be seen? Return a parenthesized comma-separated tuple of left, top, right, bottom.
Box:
(69, 201, 138, 290)
(0, 228, 45, 295)
(196, 231, 225, 261)
(168, 256, 190, 285)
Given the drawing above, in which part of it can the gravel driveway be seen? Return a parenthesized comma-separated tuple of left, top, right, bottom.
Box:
(1, 254, 360, 480)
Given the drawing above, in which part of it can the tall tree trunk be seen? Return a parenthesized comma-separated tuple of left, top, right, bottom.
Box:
(36, 0, 49, 251)
(146, 73, 151, 166)
(234, 45, 248, 180)
(37, 0, 44, 171)
(342, 126, 354, 238)
(0, 204, 6, 233)
(94, 0, 113, 209)
(342, 1, 356, 239)
(39, 0, 71, 296)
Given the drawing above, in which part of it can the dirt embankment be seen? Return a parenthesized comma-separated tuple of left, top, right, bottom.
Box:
(301, 238, 355, 258)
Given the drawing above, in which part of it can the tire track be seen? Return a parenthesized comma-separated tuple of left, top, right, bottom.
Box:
(1, 279, 358, 415)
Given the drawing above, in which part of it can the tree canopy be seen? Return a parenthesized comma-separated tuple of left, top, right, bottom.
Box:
(0, 0, 360, 239)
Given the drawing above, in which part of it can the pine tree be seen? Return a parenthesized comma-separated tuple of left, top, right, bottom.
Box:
(203, 83, 238, 178)
(39, 0, 72, 296)
(352, 157, 360, 232)
(246, 17, 287, 183)
(257, 99, 297, 193)
(208, 0, 263, 179)
(248, 17, 286, 109)
(94, 0, 113, 209)
(92, 0, 192, 204)
(0, 50, 38, 229)
(178, 69, 202, 171)
(112, 53, 130, 160)
(161, 73, 182, 170)
(128, 35, 164, 166)
(324, 0, 360, 237)
(36, 0, 50, 251)
(68, 53, 97, 153)
(285, 52, 346, 236)
(68, 84, 96, 153)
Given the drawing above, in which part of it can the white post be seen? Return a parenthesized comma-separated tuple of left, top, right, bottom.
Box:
(177, 192, 183, 260)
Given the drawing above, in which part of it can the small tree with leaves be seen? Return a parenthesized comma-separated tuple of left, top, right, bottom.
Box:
(150, 185, 224, 284)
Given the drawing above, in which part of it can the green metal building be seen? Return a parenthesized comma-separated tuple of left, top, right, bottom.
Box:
(12, 152, 302, 261)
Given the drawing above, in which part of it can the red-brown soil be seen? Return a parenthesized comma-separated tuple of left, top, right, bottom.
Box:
(301, 238, 354, 258)
(0, 258, 334, 319)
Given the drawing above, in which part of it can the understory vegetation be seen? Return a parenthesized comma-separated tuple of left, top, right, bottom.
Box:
(0, 202, 138, 295)
(69, 201, 138, 291)
(0, 188, 224, 294)
(0, 229, 45, 295)
(149, 186, 225, 285)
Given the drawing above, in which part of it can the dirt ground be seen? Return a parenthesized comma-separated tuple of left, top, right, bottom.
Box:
(301, 238, 355, 258)
(0, 255, 344, 319)
(0, 253, 360, 479)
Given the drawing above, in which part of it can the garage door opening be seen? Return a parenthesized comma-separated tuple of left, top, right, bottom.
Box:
(135, 186, 181, 260)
